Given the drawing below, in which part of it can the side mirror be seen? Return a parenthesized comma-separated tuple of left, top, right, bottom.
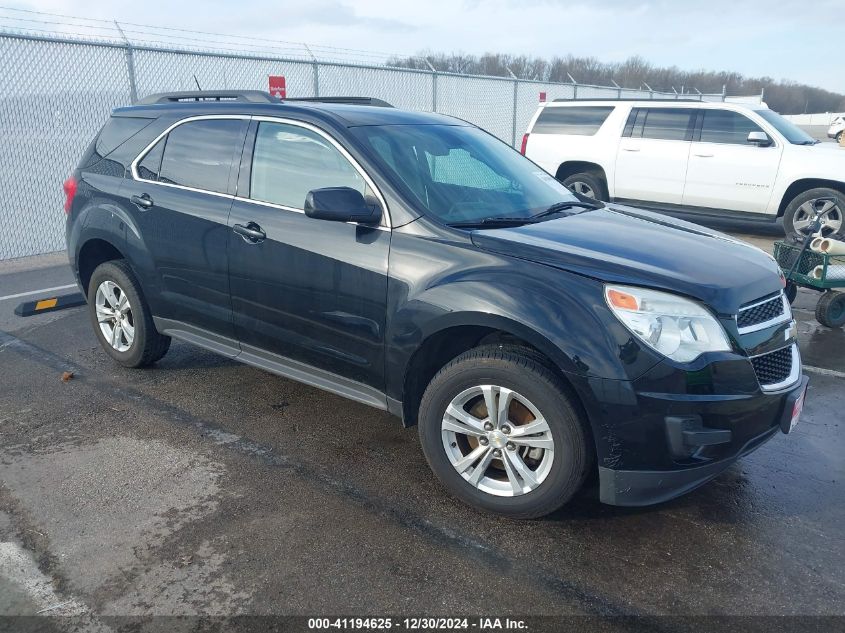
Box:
(304, 187, 381, 224)
(747, 131, 772, 147)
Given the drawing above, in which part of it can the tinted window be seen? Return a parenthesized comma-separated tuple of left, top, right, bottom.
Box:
(641, 109, 694, 141)
(158, 119, 245, 194)
(533, 106, 614, 135)
(250, 122, 367, 209)
(137, 138, 164, 181)
(96, 116, 154, 157)
(700, 110, 763, 144)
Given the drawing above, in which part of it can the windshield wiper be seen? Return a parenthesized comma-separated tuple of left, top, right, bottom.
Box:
(446, 216, 539, 228)
(529, 199, 604, 219)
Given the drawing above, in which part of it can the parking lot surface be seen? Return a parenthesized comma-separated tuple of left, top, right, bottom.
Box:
(1, 227, 844, 627)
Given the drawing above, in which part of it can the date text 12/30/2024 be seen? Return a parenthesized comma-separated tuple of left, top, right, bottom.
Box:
(308, 618, 528, 630)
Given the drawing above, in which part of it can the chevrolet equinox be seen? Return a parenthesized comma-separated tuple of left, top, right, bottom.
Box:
(65, 91, 808, 518)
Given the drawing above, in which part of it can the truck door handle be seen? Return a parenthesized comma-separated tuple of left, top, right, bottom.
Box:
(621, 148, 640, 152)
(694, 153, 714, 158)
(233, 222, 266, 243)
(131, 194, 153, 209)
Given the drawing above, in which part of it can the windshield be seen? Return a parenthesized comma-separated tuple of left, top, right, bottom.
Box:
(756, 109, 817, 145)
(351, 124, 579, 224)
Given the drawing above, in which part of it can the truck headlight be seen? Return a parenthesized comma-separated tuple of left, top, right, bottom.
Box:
(605, 285, 731, 363)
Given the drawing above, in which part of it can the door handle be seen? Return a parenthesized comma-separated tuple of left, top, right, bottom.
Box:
(621, 148, 640, 152)
(131, 193, 153, 209)
(233, 222, 266, 243)
(694, 153, 714, 158)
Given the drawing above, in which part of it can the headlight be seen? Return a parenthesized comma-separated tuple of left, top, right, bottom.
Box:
(605, 285, 731, 363)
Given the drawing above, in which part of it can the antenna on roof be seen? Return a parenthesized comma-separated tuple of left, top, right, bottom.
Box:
(193, 75, 202, 91)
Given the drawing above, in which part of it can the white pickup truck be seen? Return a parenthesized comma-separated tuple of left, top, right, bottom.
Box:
(522, 100, 845, 240)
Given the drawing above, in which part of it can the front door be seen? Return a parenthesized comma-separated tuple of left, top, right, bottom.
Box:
(683, 109, 783, 213)
(614, 107, 696, 204)
(227, 119, 390, 390)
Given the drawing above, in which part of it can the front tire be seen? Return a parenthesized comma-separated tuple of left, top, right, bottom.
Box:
(87, 260, 170, 367)
(783, 188, 845, 241)
(560, 171, 607, 201)
(418, 345, 592, 519)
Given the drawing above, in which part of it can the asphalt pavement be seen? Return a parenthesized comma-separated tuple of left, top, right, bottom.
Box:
(0, 228, 843, 630)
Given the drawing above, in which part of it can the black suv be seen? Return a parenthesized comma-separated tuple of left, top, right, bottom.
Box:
(66, 91, 808, 518)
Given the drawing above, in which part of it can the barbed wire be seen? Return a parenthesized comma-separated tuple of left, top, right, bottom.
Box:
(0, 5, 424, 66)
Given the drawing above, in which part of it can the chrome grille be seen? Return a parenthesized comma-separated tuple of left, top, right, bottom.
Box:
(737, 293, 789, 333)
(751, 345, 795, 388)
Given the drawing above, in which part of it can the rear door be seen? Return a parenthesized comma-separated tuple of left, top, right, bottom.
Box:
(227, 118, 390, 390)
(124, 116, 249, 341)
(614, 107, 696, 204)
(683, 109, 783, 213)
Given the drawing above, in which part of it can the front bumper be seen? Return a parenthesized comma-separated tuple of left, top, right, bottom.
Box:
(596, 374, 808, 506)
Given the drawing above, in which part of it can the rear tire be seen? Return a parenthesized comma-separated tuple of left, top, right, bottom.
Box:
(783, 187, 845, 242)
(87, 260, 170, 367)
(418, 345, 592, 519)
(815, 291, 845, 328)
(560, 171, 607, 201)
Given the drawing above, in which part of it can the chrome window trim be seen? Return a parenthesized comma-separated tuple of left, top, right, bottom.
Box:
(750, 343, 801, 393)
(129, 113, 392, 229)
(736, 292, 791, 335)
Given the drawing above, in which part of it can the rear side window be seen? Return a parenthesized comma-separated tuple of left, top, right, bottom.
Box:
(639, 109, 696, 141)
(249, 121, 368, 209)
(532, 106, 614, 135)
(699, 110, 763, 144)
(96, 116, 154, 157)
(155, 119, 245, 194)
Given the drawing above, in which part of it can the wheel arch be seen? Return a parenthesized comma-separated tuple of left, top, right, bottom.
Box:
(399, 313, 587, 429)
(777, 178, 845, 217)
(555, 161, 608, 184)
(77, 237, 128, 296)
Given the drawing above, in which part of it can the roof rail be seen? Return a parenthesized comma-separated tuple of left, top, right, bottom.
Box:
(137, 90, 280, 105)
(551, 97, 708, 103)
(287, 96, 394, 108)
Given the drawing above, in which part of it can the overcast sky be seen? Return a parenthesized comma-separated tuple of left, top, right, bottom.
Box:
(12, 0, 845, 93)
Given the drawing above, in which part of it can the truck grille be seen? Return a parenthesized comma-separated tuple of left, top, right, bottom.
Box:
(751, 345, 794, 388)
(737, 293, 787, 332)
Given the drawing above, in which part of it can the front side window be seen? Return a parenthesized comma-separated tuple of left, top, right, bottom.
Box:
(352, 124, 579, 224)
(250, 122, 368, 209)
(700, 110, 763, 144)
(532, 106, 615, 135)
(640, 108, 695, 141)
(155, 119, 245, 194)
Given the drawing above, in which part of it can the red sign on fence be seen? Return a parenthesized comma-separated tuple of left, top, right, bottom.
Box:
(269, 76, 286, 99)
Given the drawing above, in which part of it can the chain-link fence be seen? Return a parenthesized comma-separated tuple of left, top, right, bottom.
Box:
(0, 31, 731, 261)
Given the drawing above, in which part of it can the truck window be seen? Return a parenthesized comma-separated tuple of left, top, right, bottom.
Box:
(532, 106, 614, 135)
(699, 110, 763, 144)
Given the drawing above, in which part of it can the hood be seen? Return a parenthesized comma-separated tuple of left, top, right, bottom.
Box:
(470, 205, 783, 315)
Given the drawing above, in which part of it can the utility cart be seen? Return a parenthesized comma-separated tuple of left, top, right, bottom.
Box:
(773, 240, 845, 328)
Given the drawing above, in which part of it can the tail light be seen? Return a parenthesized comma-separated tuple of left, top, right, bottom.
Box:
(63, 177, 77, 214)
(520, 133, 529, 155)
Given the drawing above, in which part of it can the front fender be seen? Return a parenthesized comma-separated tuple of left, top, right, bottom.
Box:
(384, 228, 661, 404)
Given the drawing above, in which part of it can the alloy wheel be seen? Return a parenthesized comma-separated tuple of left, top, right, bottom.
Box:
(792, 198, 843, 237)
(569, 181, 596, 198)
(95, 280, 135, 352)
(441, 385, 555, 497)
